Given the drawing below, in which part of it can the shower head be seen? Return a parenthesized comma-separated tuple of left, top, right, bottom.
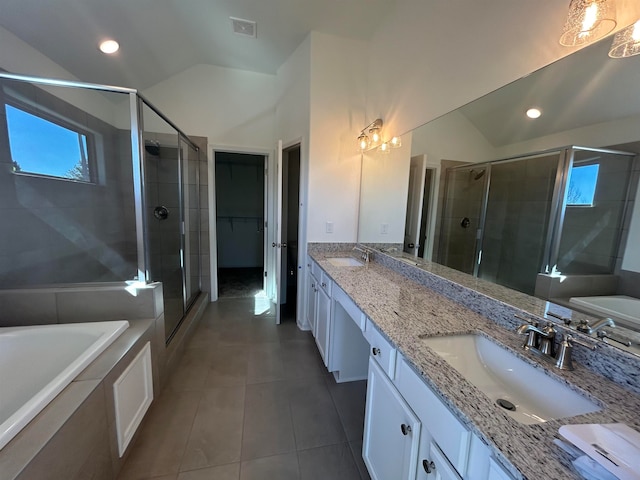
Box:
(470, 169, 486, 181)
(145, 141, 160, 156)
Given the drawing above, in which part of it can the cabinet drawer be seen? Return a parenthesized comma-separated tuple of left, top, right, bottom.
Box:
(311, 258, 322, 279)
(395, 355, 470, 475)
(319, 271, 332, 296)
(364, 318, 397, 379)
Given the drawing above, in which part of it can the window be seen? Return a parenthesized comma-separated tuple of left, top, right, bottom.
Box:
(5, 103, 94, 183)
(566, 164, 599, 206)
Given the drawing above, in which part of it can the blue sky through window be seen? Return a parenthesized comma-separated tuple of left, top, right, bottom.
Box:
(567, 164, 599, 206)
(5, 104, 90, 181)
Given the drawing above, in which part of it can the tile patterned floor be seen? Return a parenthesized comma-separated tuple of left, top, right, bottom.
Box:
(117, 298, 371, 480)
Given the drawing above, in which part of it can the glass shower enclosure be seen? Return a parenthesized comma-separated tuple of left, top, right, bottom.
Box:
(0, 72, 201, 343)
(438, 146, 635, 295)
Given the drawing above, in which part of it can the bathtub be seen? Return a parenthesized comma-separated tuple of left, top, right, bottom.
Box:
(569, 295, 640, 330)
(0, 320, 129, 450)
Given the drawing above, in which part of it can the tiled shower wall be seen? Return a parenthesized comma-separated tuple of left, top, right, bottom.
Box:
(0, 79, 137, 287)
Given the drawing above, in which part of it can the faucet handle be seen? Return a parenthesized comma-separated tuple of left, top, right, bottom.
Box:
(566, 334, 597, 351)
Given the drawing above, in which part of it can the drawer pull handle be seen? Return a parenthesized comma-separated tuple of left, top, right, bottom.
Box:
(372, 347, 381, 356)
(400, 423, 411, 435)
(422, 459, 436, 473)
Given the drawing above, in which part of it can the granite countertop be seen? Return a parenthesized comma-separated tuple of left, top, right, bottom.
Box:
(309, 249, 640, 480)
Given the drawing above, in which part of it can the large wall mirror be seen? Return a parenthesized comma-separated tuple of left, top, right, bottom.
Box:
(358, 34, 640, 354)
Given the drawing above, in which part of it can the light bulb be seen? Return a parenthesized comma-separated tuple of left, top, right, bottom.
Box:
(633, 19, 640, 41)
(390, 136, 401, 147)
(99, 39, 120, 54)
(579, 3, 599, 38)
(371, 130, 380, 143)
(358, 134, 369, 150)
(526, 108, 542, 119)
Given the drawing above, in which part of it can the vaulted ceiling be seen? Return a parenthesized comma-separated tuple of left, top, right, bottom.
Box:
(0, 0, 396, 89)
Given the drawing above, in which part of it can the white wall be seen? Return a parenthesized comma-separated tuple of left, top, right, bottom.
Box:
(365, 0, 640, 138)
(411, 110, 497, 164)
(140, 64, 276, 150)
(306, 32, 368, 242)
(358, 133, 412, 243)
(0, 26, 120, 126)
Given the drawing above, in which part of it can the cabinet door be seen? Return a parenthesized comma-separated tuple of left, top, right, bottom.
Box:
(363, 358, 421, 480)
(314, 286, 331, 367)
(420, 442, 462, 480)
(306, 271, 317, 335)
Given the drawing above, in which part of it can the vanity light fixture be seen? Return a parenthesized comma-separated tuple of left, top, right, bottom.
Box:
(99, 39, 120, 54)
(377, 136, 402, 153)
(357, 118, 383, 151)
(559, 0, 617, 47)
(526, 108, 542, 119)
(609, 19, 640, 58)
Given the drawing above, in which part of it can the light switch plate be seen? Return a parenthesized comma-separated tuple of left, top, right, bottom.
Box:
(380, 223, 389, 234)
(326, 222, 334, 234)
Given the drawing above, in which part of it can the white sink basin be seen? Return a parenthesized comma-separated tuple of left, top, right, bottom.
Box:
(327, 257, 364, 267)
(422, 334, 601, 424)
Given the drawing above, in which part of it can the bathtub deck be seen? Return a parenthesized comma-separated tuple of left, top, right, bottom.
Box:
(116, 298, 370, 480)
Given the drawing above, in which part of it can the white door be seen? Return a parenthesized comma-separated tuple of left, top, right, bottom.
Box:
(272, 140, 284, 324)
(404, 155, 427, 256)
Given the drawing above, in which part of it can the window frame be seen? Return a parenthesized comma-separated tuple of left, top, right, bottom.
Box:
(4, 95, 99, 184)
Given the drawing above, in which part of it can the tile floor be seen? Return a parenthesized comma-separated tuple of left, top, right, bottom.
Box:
(117, 297, 371, 480)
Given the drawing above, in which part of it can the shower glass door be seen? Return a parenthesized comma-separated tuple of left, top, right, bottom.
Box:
(438, 166, 488, 274)
(478, 152, 561, 295)
(141, 102, 186, 342)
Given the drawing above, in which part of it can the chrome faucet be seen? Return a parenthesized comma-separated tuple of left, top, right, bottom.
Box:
(353, 246, 372, 263)
(555, 335, 597, 370)
(516, 322, 557, 357)
(516, 316, 597, 370)
(576, 317, 615, 335)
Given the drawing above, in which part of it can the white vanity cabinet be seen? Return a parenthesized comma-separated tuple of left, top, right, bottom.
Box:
(315, 283, 331, 366)
(305, 266, 318, 333)
(308, 257, 333, 367)
(363, 357, 421, 480)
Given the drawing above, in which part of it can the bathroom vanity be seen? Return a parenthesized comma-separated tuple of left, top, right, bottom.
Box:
(306, 245, 640, 480)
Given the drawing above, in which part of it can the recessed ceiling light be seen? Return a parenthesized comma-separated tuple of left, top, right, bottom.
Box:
(526, 108, 542, 119)
(99, 39, 120, 54)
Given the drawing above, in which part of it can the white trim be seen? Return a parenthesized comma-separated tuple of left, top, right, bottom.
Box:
(423, 160, 441, 262)
(207, 143, 272, 303)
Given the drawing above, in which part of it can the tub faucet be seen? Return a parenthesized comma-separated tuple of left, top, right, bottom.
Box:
(576, 317, 615, 335)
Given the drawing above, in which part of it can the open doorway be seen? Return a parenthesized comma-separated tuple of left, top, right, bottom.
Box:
(279, 144, 301, 323)
(214, 152, 267, 298)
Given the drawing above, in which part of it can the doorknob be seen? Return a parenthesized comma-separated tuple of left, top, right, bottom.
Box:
(272, 242, 277, 247)
(282, 243, 287, 248)
(407, 243, 415, 249)
(422, 459, 436, 474)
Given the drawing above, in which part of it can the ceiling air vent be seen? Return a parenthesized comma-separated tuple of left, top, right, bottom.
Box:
(230, 17, 257, 38)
